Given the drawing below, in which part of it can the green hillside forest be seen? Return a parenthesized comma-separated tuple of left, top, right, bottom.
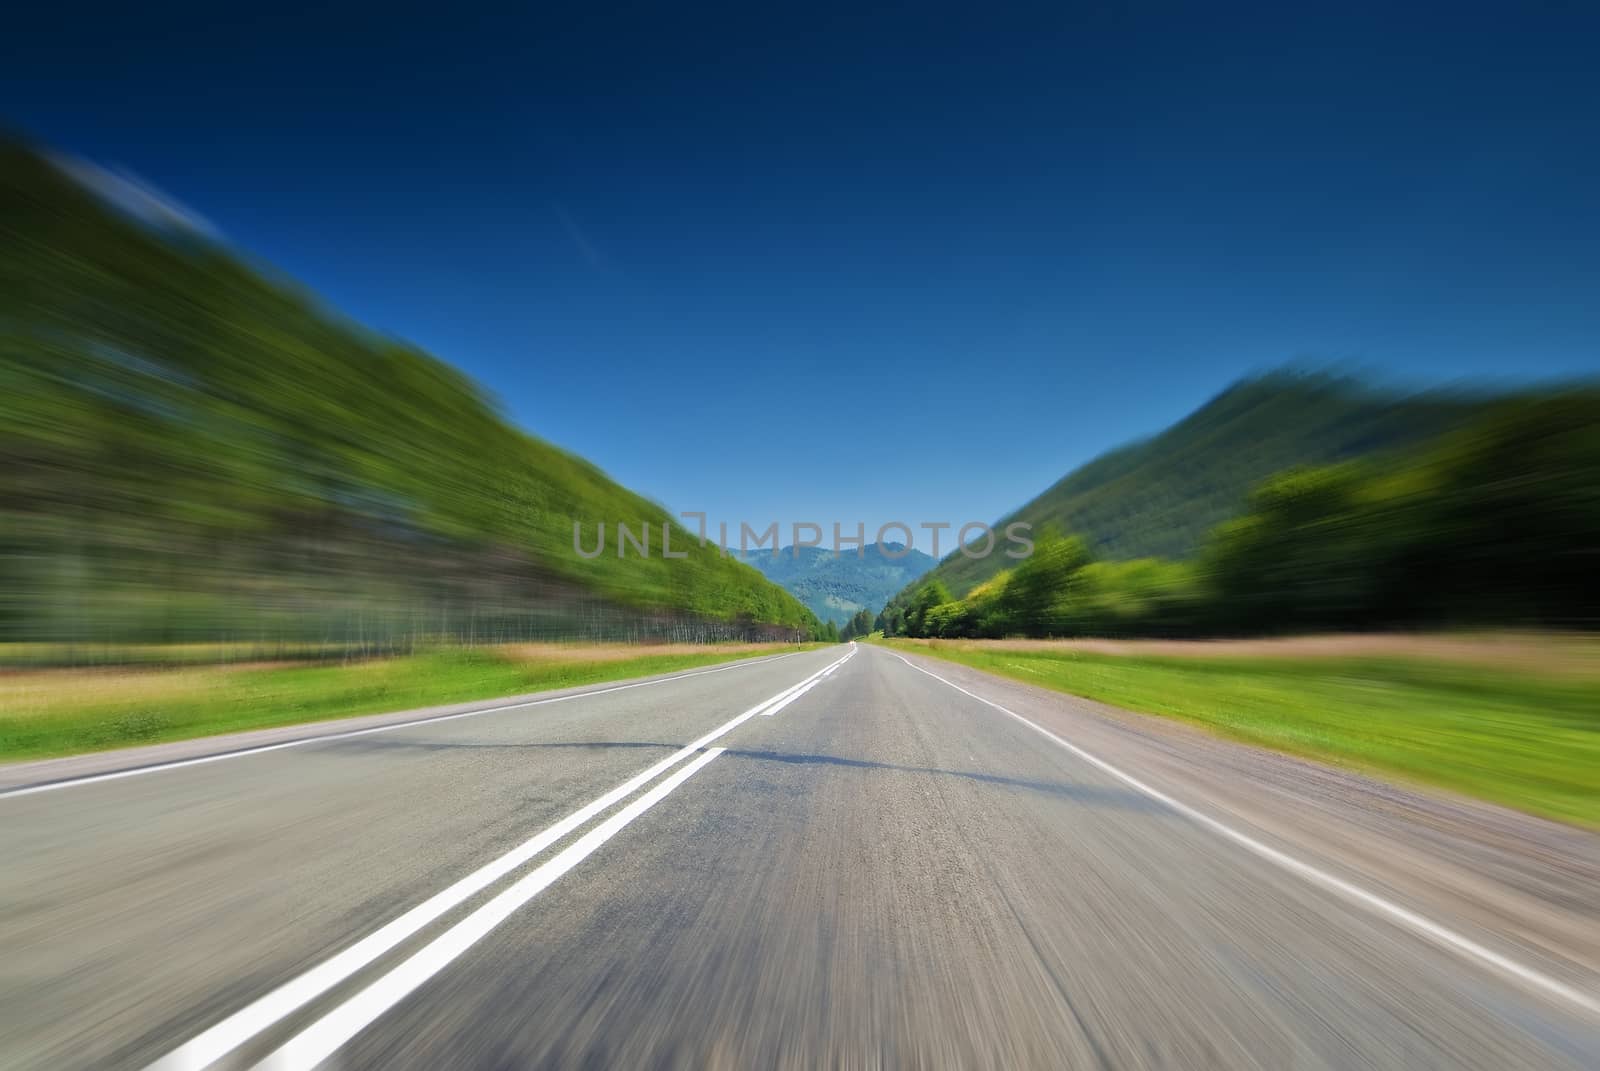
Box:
(882, 387, 1599, 639)
(0, 141, 822, 655)
(926, 373, 1478, 598)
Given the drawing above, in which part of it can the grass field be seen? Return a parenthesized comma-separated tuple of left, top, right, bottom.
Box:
(0, 642, 821, 763)
(876, 635, 1600, 827)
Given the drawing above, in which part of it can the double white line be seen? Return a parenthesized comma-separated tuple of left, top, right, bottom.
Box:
(151, 645, 856, 1071)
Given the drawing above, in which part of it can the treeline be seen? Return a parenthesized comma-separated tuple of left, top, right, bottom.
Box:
(881, 391, 1599, 638)
(0, 141, 823, 655)
(925, 371, 1475, 597)
(839, 609, 875, 640)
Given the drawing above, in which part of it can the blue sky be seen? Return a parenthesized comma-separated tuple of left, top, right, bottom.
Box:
(6, 2, 1598, 542)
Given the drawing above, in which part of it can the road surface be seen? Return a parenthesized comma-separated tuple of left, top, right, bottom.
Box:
(1, 643, 1597, 1069)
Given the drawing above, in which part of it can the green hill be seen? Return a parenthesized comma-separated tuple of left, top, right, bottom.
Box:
(0, 141, 818, 647)
(922, 373, 1479, 598)
(884, 386, 1598, 638)
(735, 543, 936, 627)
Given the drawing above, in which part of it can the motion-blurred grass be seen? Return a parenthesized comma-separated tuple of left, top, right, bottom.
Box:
(878, 637, 1600, 827)
(0, 643, 818, 762)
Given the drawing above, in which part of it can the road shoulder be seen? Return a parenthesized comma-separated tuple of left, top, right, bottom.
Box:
(875, 644, 1600, 993)
(0, 650, 805, 795)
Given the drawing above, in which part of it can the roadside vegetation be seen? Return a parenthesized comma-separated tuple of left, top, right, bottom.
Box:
(0, 141, 825, 655)
(0, 642, 820, 762)
(876, 394, 1598, 824)
(876, 635, 1600, 826)
(839, 609, 876, 641)
(882, 389, 1597, 640)
(924, 372, 1480, 596)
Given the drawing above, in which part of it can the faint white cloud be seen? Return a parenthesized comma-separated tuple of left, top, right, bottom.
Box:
(48, 152, 222, 239)
(551, 202, 603, 267)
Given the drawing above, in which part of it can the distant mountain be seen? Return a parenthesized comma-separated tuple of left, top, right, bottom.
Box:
(920, 372, 1484, 597)
(736, 543, 936, 626)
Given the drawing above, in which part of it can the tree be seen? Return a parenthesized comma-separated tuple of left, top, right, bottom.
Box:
(839, 608, 875, 640)
(998, 529, 1090, 636)
(924, 600, 974, 637)
(903, 579, 953, 638)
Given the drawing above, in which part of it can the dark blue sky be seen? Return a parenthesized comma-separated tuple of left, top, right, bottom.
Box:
(7, 2, 1598, 540)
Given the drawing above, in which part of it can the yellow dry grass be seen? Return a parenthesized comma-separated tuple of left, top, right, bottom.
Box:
(492, 641, 782, 665)
(901, 632, 1600, 677)
(0, 641, 789, 717)
(0, 666, 232, 718)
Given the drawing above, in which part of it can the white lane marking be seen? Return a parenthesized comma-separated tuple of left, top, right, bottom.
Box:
(255, 747, 728, 1071)
(888, 650, 1600, 1019)
(769, 648, 853, 712)
(762, 678, 822, 715)
(147, 649, 851, 1071)
(823, 647, 854, 676)
(2, 650, 812, 801)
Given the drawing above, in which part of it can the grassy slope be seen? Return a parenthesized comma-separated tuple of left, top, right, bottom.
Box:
(0, 644, 821, 762)
(923, 373, 1475, 598)
(877, 638, 1600, 827)
(0, 141, 816, 637)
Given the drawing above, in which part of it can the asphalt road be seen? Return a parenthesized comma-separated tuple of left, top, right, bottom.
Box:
(2, 642, 1597, 1069)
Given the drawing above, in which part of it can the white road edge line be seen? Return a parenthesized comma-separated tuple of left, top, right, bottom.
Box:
(2, 649, 812, 801)
(147, 648, 851, 1071)
(255, 746, 728, 1071)
(889, 650, 1600, 1019)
